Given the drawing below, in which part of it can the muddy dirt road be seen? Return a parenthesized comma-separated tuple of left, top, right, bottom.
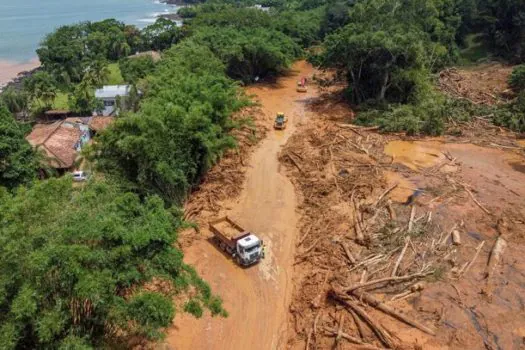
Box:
(167, 62, 316, 350)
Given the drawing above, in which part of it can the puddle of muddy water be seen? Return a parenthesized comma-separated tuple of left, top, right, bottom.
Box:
(384, 140, 446, 171)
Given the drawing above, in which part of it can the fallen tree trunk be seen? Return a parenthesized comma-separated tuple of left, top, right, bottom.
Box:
(352, 291, 436, 336)
(329, 290, 396, 349)
(485, 236, 507, 279)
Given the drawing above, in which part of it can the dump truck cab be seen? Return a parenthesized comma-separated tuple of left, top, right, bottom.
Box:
(235, 234, 263, 266)
(209, 216, 265, 266)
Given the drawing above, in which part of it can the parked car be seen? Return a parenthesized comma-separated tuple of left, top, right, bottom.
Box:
(72, 171, 89, 182)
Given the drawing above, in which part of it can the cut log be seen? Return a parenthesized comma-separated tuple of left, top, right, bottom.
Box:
(374, 183, 399, 207)
(323, 327, 384, 350)
(329, 290, 396, 349)
(460, 240, 485, 277)
(391, 237, 410, 277)
(352, 291, 436, 336)
(485, 236, 507, 279)
(343, 271, 431, 293)
(452, 230, 461, 245)
(341, 242, 357, 264)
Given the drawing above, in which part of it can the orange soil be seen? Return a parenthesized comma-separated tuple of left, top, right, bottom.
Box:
(166, 61, 317, 350)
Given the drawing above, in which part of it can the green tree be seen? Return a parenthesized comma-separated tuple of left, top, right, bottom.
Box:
(0, 88, 29, 115)
(94, 41, 245, 204)
(119, 56, 157, 84)
(192, 26, 301, 83)
(68, 78, 102, 115)
(24, 71, 58, 108)
(142, 18, 183, 51)
(0, 107, 39, 190)
(0, 178, 224, 349)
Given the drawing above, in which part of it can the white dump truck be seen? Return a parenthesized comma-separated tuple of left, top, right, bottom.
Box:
(209, 216, 264, 266)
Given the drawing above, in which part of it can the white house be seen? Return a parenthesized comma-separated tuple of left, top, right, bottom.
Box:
(95, 85, 132, 116)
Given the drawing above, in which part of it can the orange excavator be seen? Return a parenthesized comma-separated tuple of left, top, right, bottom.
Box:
(296, 77, 308, 92)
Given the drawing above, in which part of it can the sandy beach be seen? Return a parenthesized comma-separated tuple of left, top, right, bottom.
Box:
(0, 58, 40, 88)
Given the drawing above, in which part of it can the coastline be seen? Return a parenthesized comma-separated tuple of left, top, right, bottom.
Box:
(0, 58, 40, 91)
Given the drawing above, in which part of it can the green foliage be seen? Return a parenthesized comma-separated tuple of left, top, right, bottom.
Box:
(319, 1, 350, 38)
(272, 8, 323, 47)
(119, 56, 156, 84)
(93, 41, 247, 205)
(0, 107, 39, 190)
(106, 63, 125, 85)
(493, 91, 525, 132)
(68, 78, 102, 115)
(24, 71, 58, 109)
(477, 0, 525, 62)
(0, 88, 29, 115)
(191, 26, 301, 83)
(508, 65, 525, 92)
(37, 20, 140, 85)
(184, 300, 204, 318)
(142, 18, 183, 51)
(0, 178, 224, 349)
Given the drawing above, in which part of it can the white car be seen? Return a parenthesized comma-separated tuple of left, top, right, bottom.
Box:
(72, 171, 89, 182)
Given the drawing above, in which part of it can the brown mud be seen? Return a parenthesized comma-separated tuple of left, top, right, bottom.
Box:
(280, 83, 525, 349)
(163, 61, 525, 350)
(166, 61, 316, 350)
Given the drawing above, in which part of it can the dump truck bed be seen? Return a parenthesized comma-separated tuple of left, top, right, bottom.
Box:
(209, 217, 250, 250)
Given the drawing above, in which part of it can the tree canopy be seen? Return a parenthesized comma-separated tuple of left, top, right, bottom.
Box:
(0, 178, 224, 349)
(0, 107, 39, 190)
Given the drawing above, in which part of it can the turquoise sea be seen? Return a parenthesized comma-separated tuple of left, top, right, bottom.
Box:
(0, 0, 177, 62)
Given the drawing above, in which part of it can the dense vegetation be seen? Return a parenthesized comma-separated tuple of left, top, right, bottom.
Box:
(0, 107, 40, 190)
(0, 178, 224, 349)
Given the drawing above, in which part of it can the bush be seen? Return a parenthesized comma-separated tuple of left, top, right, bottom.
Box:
(509, 65, 525, 93)
(493, 91, 525, 132)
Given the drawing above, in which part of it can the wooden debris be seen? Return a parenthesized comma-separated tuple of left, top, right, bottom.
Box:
(341, 242, 357, 264)
(323, 327, 384, 350)
(408, 205, 416, 232)
(374, 183, 399, 207)
(330, 291, 396, 349)
(386, 200, 397, 220)
(391, 237, 410, 277)
(451, 230, 461, 245)
(343, 271, 431, 293)
(460, 241, 486, 277)
(352, 291, 436, 336)
(485, 236, 507, 279)
(462, 184, 491, 215)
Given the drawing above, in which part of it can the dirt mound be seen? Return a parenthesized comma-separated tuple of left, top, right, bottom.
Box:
(439, 63, 514, 105)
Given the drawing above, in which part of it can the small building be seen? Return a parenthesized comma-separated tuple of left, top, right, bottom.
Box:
(95, 85, 132, 116)
(26, 119, 91, 172)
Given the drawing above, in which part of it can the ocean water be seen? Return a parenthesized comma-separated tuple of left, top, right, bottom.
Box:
(0, 0, 177, 62)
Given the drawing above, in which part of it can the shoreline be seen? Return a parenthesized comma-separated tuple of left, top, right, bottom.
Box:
(0, 58, 41, 91)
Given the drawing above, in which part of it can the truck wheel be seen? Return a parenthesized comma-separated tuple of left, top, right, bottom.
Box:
(236, 256, 242, 266)
(220, 242, 226, 251)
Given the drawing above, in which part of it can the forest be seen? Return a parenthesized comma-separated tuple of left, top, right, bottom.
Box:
(1, 0, 524, 348)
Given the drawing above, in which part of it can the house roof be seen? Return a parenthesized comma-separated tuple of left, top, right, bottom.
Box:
(89, 116, 114, 132)
(26, 121, 83, 169)
(95, 85, 131, 99)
